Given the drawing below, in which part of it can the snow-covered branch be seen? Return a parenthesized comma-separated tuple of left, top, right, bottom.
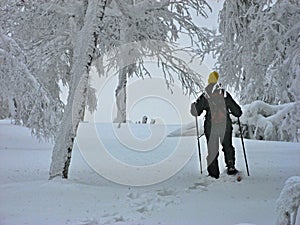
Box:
(0, 31, 63, 140)
(237, 101, 300, 142)
(97, 0, 212, 88)
(215, 0, 300, 105)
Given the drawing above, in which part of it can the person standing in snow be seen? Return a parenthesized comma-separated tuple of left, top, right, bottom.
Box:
(190, 71, 242, 179)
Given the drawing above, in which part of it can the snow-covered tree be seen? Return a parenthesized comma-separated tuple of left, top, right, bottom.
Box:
(248, 0, 300, 104)
(215, 0, 267, 102)
(49, 0, 108, 179)
(215, 0, 300, 105)
(49, 0, 213, 177)
(2, 0, 214, 179)
(96, 0, 213, 123)
(1, 0, 106, 178)
(0, 29, 63, 140)
(0, 0, 86, 140)
(211, 0, 300, 142)
(1, 0, 75, 101)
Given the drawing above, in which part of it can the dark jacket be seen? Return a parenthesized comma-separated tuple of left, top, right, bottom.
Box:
(192, 83, 242, 132)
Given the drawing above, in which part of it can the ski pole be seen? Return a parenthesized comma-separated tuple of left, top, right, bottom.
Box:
(195, 116, 203, 174)
(238, 117, 250, 176)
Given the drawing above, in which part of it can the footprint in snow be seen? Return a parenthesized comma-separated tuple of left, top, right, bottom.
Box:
(100, 212, 126, 224)
(156, 189, 176, 197)
(126, 189, 180, 214)
(187, 171, 244, 191)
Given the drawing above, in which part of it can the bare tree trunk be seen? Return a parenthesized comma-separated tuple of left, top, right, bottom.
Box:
(49, 0, 108, 179)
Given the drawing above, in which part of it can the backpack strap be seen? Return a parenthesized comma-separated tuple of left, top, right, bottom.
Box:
(203, 90, 210, 99)
(205, 84, 225, 99)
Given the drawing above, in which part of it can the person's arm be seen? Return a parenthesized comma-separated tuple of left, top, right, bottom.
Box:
(225, 92, 242, 117)
(190, 94, 207, 116)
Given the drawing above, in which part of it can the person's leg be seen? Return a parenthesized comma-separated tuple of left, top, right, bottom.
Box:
(205, 128, 220, 179)
(222, 127, 237, 174)
(207, 155, 219, 179)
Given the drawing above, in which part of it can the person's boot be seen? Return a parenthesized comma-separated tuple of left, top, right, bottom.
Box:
(208, 159, 220, 179)
(227, 160, 238, 175)
(227, 167, 238, 175)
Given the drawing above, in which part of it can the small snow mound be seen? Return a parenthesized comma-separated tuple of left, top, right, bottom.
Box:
(276, 176, 300, 225)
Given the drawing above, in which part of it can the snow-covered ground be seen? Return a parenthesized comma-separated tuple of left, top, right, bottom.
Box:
(0, 119, 299, 225)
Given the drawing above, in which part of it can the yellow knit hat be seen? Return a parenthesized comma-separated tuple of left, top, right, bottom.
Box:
(208, 71, 219, 84)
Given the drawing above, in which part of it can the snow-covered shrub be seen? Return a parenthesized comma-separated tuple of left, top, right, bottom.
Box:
(235, 101, 300, 142)
(276, 176, 300, 225)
